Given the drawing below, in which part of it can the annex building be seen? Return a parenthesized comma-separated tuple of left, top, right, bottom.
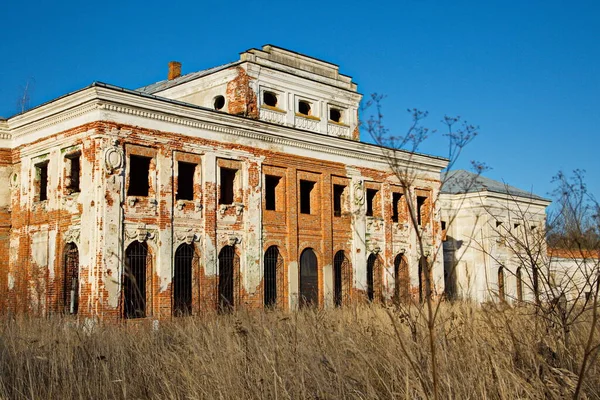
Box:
(0, 45, 549, 320)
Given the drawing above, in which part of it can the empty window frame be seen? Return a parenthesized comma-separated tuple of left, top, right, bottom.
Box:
(220, 167, 237, 205)
(298, 100, 311, 116)
(265, 175, 281, 211)
(35, 161, 49, 201)
(333, 184, 345, 217)
(128, 155, 152, 197)
(263, 91, 278, 107)
(329, 108, 342, 123)
(391, 192, 403, 222)
(417, 196, 427, 226)
(177, 161, 196, 201)
(65, 153, 81, 193)
(366, 188, 378, 217)
(299, 180, 315, 214)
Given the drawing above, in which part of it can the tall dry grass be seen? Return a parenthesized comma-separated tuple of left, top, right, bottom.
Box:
(0, 303, 598, 399)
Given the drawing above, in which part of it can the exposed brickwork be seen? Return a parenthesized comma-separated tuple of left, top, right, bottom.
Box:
(226, 67, 258, 119)
(1, 118, 442, 319)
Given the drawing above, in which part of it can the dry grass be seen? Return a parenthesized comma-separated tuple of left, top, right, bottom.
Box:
(0, 303, 598, 399)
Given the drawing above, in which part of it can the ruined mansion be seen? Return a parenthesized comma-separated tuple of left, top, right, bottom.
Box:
(0, 45, 549, 320)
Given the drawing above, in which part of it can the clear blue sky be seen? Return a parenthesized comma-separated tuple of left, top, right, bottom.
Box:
(1, 0, 598, 205)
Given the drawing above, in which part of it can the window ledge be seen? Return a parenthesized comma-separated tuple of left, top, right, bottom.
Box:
(261, 105, 286, 113)
(295, 113, 321, 121)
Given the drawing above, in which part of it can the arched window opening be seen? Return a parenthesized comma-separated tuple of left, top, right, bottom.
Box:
(63, 243, 79, 315)
(418, 256, 430, 303)
(213, 95, 225, 111)
(498, 266, 506, 302)
(263, 91, 278, 107)
(218, 245, 237, 312)
(394, 254, 409, 305)
(333, 250, 351, 307)
(174, 243, 195, 316)
(532, 266, 540, 304)
(329, 108, 342, 123)
(264, 246, 282, 308)
(298, 100, 311, 116)
(299, 248, 318, 307)
(367, 254, 378, 302)
(124, 241, 149, 319)
(516, 267, 523, 302)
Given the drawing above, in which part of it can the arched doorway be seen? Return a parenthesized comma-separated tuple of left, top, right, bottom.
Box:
(264, 246, 282, 308)
(218, 245, 237, 311)
(124, 241, 149, 319)
(63, 243, 79, 314)
(174, 243, 195, 316)
(333, 250, 350, 307)
(299, 248, 318, 307)
(394, 254, 409, 304)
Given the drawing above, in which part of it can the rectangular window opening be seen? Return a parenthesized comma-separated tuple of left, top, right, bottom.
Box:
(220, 167, 237, 205)
(300, 180, 315, 214)
(176, 161, 196, 201)
(417, 196, 427, 226)
(36, 162, 49, 201)
(265, 175, 281, 211)
(441, 221, 447, 231)
(128, 155, 152, 197)
(66, 154, 81, 193)
(366, 188, 378, 217)
(333, 184, 345, 217)
(392, 192, 403, 222)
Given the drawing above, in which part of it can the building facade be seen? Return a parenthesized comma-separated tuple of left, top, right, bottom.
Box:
(0, 45, 449, 319)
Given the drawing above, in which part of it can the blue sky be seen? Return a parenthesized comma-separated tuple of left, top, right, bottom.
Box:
(1, 0, 598, 205)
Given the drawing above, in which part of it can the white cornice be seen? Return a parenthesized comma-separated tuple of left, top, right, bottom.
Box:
(6, 85, 449, 173)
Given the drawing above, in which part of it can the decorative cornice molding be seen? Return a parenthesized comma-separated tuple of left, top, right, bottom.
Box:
(5, 85, 449, 174)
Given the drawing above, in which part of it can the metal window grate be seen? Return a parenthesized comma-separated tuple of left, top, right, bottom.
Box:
(124, 242, 148, 319)
(218, 245, 238, 312)
(174, 243, 196, 316)
(333, 250, 351, 307)
(63, 243, 79, 314)
(264, 246, 282, 308)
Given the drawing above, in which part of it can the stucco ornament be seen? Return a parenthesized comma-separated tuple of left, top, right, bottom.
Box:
(175, 228, 200, 245)
(125, 223, 156, 243)
(219, 232, 242, 246)
(9, 171, 19, 189)
(368, 243, 382, 254)
(63, 227, 81, 245)
(104, 139, 124, 174)
(353, 180, 365, 206)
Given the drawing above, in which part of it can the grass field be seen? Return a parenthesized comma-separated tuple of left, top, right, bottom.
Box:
(0, 303, 598, 399)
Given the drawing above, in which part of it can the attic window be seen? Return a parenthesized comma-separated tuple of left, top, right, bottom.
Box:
(329, 108, 342, 123)
(298, 101, 311, 116)
(263, 92, 278, 107)
(214, 96, 225, 111)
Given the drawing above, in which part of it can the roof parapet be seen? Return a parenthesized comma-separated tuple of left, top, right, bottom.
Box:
(241, 45, 357, 91)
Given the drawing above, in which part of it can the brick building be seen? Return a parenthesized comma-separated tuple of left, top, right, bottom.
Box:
(0, 45, 455, 319)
